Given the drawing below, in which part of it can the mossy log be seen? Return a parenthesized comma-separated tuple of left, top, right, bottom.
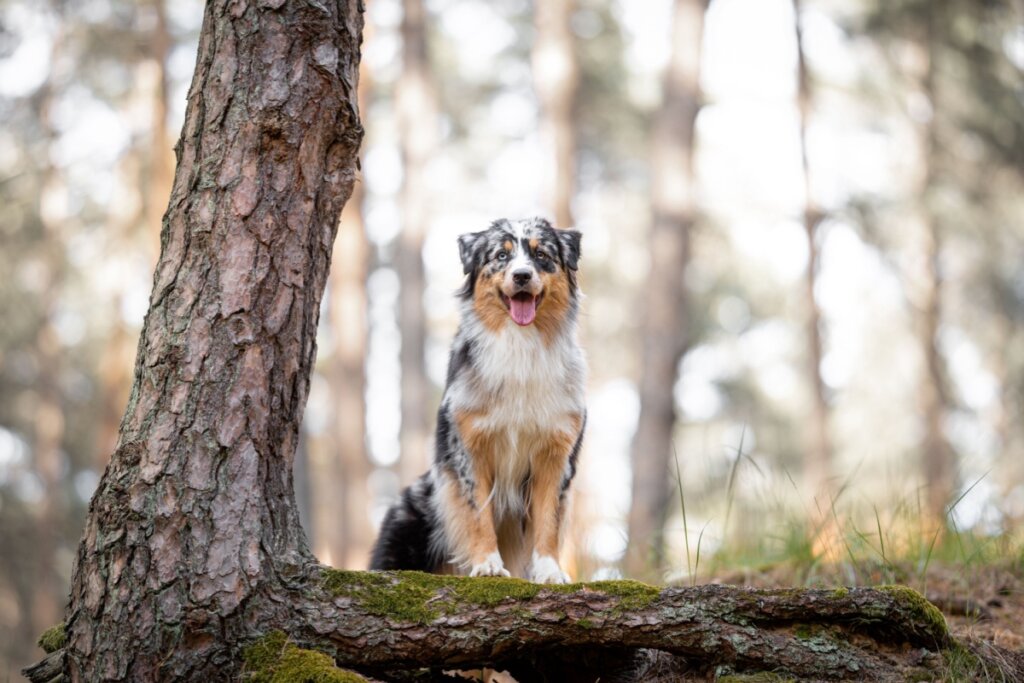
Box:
(25, 567, 966, 682)
(303, 570, 953, 681)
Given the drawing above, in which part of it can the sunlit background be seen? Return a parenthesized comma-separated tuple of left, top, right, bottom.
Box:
(2, 0, 1023, 676)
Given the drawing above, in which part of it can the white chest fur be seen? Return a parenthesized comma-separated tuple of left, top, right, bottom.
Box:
(470, 323, 585, 435)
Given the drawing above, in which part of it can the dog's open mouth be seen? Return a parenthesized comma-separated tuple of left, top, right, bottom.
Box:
(501, 292, 541, 326)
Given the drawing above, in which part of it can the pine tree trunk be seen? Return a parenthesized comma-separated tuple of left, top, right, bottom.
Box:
(793, 0, 834, 525)
(533, 0, 578, 228)
(61, 0, 365, 678)
(32, 15, 68, 641)
(626, 0, 706, 579)
(396, 0, 437, 484)
(908, 16, 956, 530)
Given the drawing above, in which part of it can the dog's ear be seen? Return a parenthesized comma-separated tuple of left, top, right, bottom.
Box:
(457, 231, 486, 275)
(557, 229, 582, 271)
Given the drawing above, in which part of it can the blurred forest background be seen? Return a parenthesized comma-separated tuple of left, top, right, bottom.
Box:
(2, 0, 1023, 676)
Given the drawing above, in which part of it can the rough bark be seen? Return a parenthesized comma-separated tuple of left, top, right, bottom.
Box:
(533, 0, 579, 228)
(626, 0, 706, 579)
(396, 0, 438, 483)
(34, 571, 971, 682)
(59, 0, 365, 678)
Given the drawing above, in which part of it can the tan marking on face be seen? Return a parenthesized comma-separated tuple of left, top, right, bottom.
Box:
(525, 414, 584, 558)
(533, 269, 572, 345)
(503, 240, 514, 253)
(473, 271, 508, 332)
(529, 238, 539, 250)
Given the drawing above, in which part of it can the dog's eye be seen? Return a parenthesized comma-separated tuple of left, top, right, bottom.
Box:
(496, 250, 509, 262)
(536, 251, 548, 262)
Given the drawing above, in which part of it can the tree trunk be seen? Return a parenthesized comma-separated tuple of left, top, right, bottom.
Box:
(792, 0, 835, 545)
(907, 16, 956, 530)
(533, 0, 579, 228)
(60, 0, 365, 678)
(396, 0, 438, 484)
(626, 0, 706, 579)
(31, 13, 68, 640)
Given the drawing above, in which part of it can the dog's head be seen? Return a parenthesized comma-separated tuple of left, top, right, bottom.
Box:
(457, 217, 581, 331)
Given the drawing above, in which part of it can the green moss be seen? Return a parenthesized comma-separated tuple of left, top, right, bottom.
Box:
(876, 585, 948, 640)
(831, 587, 849, 598)
(793, 623, 813, 640)
(575, 617, 597, 629)
(449, 575, 546, 606)
(585, 579, 660, 610)
(37, 622, 67, 653)
(242, 631, 366, 683)
(322, 569, 446, 623)
(321, 569, 662, 624)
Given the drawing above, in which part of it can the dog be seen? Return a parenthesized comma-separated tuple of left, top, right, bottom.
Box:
(370, 217, 586, 584)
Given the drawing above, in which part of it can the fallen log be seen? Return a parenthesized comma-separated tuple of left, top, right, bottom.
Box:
(30, 567, 1021, 682)
(266, 569, 956, 681)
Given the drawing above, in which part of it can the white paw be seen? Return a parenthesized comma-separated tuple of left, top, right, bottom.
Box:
(529, 554, 570, 584)
(469, 552, 510, 578)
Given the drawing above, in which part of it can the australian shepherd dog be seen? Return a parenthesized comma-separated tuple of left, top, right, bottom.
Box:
(370, 217, 586, 584)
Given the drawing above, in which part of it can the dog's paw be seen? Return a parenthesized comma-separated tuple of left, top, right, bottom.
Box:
(529, 554, 570, 584)
(469, 552, 510, 578)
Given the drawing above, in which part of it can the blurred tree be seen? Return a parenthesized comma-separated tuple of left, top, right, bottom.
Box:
(941, 0, 1024, 516)
(0, 1, 174, 671)
(792, 0, 835, 537)
(29, 6, 66, 638)
(626, 0, 708, 579)
(911, 12, 956, 532)
(396, 0, 439, 483)
(58, 0, 364, 676)
(859, 0, 961, 528)
(321, 55, 373, 569)
(533, 0, 579, 227)
(94, 0, 173, 470)
(143, 0, 174, 255)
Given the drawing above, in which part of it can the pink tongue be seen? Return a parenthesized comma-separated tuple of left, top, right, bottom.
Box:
(509, 296, 537, 326)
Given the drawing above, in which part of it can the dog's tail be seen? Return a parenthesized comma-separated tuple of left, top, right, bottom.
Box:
(369, 471, 444, 571)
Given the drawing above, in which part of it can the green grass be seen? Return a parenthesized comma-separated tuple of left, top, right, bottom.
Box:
(661, 434, 1023, 593)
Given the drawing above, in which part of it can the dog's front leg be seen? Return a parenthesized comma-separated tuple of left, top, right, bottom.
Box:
(526, 420, 583, 584)
(443, 413, 510, 577)
(436, 467, 508, 577)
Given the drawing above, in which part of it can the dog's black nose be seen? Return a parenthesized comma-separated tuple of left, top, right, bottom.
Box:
(512, 269, 532, 286)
